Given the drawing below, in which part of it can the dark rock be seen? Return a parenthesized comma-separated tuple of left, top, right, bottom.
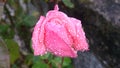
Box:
(69, 0, 120, 68)
(74, 0, 120, 27)
(73, 52, 105, 68)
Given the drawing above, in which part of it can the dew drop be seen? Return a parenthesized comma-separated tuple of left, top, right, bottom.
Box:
(38, 28, 40, 30)
(39, 41, 42, 43)
(58, 52, 61, 55)
(77, 34, 79, 37)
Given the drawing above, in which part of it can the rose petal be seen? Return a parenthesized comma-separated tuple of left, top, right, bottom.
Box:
(46, 10, 76, 37)
(54, 4, 59, 11)
(44, 22, 77, 57)
(45, 22, 73, 46)
(32, 16, 46, 55)
(70, 18, 89, 51)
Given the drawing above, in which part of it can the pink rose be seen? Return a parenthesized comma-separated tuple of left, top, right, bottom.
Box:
(32, 5, 89, 58)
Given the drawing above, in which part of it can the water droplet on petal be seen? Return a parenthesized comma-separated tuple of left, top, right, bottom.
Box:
(77, 34, 79, 37)
(77, 23, 80, 26)
(54, 52, 57, 54)
(38, 28, 40, 30)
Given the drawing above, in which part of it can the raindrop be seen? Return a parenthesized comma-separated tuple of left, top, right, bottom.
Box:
(39, 41, 42, 43)
(77, 34, 79, 37)
(57, 29, 60, 32)
(37, 28, 40, 30)
(59, 52, 61, 55)
(53, 40, 56, 42)
(54, 52, 57, 54)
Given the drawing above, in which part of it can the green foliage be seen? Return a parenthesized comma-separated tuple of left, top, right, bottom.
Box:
(25, 54, 33, 66)
(0, 24, 15, 39)
(51, 57, 72, 68)
(25, 52, 73, 68)
(12, 64, 18, 68)
(52, 57, 61, 63)
(63, 57, 72, 67)
(40, 52, 52, 60)
(62, 0, 74, 8)
(7, 0, 15, 6)
(21, 15, 36, 27)
(5, 39, 20, 64)
(0, 24, 9, 33)
(32, 56, 48, 68)
(16, 14, 36, 27)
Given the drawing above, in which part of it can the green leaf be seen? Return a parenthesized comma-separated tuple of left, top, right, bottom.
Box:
(32, 56, 48, 68)
(0, 24, 15, 39)
(16, 14, 36, 27)
(63, 57, 71, 67)
(22, 15, 36, 27)
(0, 24, 9, 33)
(62, 0, 74, 8)
(40, 52, 51, 59)
(12, 64, 18, 68)
(53, 57, 61, 63)
(25, 54, 33, 66)
(32, 61, 48, 68)
(5, 39, 20, 64)
(51, 57, 62, 68)
(7, 0, 15, 6)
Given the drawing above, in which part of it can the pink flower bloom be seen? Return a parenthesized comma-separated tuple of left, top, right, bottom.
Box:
(32, 5, 89, 58)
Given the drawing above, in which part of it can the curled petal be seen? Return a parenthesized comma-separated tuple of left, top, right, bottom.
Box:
(32, 16, 46, 55)
(70, 18, 89, 51)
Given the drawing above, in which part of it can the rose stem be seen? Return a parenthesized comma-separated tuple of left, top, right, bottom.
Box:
(43, 59, 52, 68)
(59, 57, 64, 68)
